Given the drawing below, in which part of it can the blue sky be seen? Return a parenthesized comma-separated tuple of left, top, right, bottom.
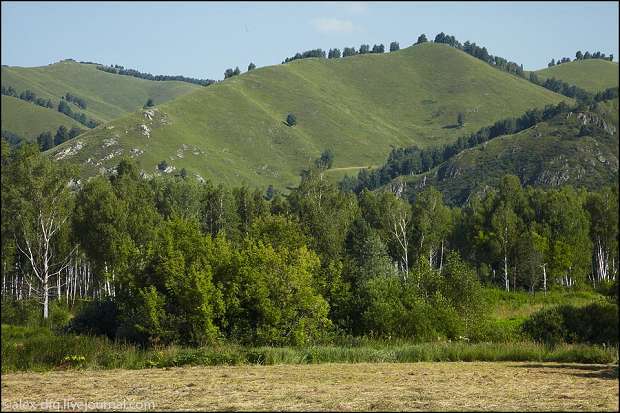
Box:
(2, 1, 618, 80)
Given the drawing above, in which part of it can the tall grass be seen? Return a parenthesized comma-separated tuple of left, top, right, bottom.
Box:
(3, 324, 617, 373)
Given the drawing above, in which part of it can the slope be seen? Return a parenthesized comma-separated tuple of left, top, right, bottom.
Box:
(534, 59, 619, 93)
(49, 43, 570, 189)
(1, 60, 200, 125)
(391, 98, 619, 206)
(1, 95, 82, 141)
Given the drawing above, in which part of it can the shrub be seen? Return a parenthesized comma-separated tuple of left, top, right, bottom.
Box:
(69, 298, 119, 339)
(1, 299, 42, 326)
(522, 302, 618, 346)
(286, 113, 297, 127)
(522, 306, 565, 346)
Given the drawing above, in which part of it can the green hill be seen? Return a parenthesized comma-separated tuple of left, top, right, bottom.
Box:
(390, 98, 619, 205)
(1, 95, 82, 141)
(534, 59, 619, 93)
(1, 60, 200, 136)
(49, 43, 570, 189)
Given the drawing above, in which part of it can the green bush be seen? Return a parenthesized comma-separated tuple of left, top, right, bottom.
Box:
(1, 299, 42, 326)
(522, 302, 618, 346)
(522, 306, 565, 346)
(47, 301, 73, 331)
(69, 298, 119, 339)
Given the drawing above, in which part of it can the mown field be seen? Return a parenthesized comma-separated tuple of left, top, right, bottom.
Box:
(2, 362, 618, 411)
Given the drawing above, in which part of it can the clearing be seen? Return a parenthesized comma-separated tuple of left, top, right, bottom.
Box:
(1, 362, 617, 411)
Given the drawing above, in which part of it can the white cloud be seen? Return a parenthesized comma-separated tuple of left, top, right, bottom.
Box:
(312, 18, 356, 34)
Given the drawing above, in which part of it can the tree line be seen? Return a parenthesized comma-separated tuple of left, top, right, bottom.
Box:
(549, 50, 614, 67)
(57, 100, 99, 129)
(96, 64, 216, 86)
(1, 141, 616, 346)
(1, 85, 98, 129)
(36, 125, 83, 151)
(342, 87, 618, 194)
(431, 32, 614, 100)
(2, 85, 54, 110)
(283, 41, 402, 64)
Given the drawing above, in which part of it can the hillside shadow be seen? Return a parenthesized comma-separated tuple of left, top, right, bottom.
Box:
(442, 124, 460, 129)
(510, 363, 618, 381)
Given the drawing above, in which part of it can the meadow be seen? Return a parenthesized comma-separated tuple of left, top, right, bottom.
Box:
(2, 362, 618, 411)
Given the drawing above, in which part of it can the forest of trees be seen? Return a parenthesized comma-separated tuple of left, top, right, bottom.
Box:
(1, 141, 617, 346)
(96, 64, 216, 86)
(343, 87, 618, 195)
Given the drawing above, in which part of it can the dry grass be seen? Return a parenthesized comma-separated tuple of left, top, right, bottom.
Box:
(2, 362, 617, 411)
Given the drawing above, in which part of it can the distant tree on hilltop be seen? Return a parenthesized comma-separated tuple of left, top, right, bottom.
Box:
(343, 47, 357, 57)
(416, 34, 428, 44)
(390, 42, 400, 52)
(286, 113, 297, 127)
(248, 62, 256, 71)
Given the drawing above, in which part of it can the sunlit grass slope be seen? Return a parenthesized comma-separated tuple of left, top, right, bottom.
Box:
(534, 59, 619, 93)
(1, 96, 82, 140)
(50, 43, 569, 189)
(1, 60, 200, 124)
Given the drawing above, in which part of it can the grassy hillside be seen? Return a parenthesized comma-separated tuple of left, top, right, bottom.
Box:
(1, 96, 82, 141)
(391, 98, 619, 205)
(50, 43, 570, 189)
(534, 59, 619, 93)
(1, 60, 200, 125)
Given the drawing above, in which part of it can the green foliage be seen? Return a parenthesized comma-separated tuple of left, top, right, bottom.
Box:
(286, 113, 297, 126)
(523, 302, 619, 346)
(3, 324, 616, 373)
(212, 239, 331, 346)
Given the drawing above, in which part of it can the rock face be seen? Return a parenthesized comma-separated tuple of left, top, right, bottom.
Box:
(568, 111, 617, 135)
(55, 141, 85, 160)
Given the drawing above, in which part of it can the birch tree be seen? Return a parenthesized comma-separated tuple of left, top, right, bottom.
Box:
(4, 144, 77, 318)
(491, 203, 518, 291)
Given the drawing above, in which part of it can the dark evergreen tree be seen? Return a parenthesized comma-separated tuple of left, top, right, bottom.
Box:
(390, 42, 400, 52)
(416, 34, 428, 44)
(68, 127, 82, 139)
(343, 47, 357, 57)
(53, 125, 68, 146)
(248, 62, 256, 71)
(286, 113, 297, 127)
(36, 131, 53, 151)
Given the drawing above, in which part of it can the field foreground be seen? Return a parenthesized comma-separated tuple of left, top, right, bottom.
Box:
(1, 362, 618, 411)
